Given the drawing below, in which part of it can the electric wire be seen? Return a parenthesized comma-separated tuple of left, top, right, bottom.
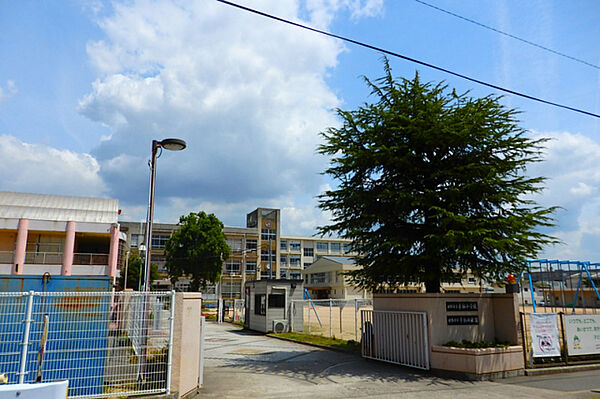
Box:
(414, 0, 600, 71)
(214, 0, 600, 119)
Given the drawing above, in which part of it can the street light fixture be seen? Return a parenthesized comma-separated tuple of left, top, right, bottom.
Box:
(142, 138, 187, 292)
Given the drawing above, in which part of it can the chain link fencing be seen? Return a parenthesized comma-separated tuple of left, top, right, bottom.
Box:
(289, 299, 373, 341)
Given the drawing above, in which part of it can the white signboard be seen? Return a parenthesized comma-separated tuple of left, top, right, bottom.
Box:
(564, 314, 600, 356)
(529, 313, 561, 357)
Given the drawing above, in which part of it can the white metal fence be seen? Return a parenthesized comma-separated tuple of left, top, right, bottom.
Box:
(360, 310, 429, 370)
(289, 299, 373, 341)
(0, 291, 175, 398)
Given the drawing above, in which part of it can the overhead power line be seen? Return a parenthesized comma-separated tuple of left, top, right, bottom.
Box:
(414, 0, 600, 71)
(215, 0, 600, 119)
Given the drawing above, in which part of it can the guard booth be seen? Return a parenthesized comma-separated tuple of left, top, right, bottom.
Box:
(244, 279, 303, 333)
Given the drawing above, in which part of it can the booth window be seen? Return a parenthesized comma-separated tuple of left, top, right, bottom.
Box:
(254, 294, 266, 315)
(268, 294, 285, 308)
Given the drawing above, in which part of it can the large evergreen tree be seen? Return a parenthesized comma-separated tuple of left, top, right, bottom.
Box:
(318, 60, 558, 293)
(165, 211, 230, 291)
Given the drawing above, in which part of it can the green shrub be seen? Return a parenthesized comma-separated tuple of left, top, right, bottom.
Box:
(444, 339, 510, 349)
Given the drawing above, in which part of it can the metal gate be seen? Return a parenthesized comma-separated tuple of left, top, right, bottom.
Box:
(360, 310, 429, 370)
(0, 291, 175, 398)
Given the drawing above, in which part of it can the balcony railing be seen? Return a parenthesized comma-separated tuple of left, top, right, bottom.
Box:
(0, 251, 109, 266)
(0, 251, 14, 263)
(73, 253, 109, 265)
(25, 252, 63, 264)
(225, 268, 241, 275)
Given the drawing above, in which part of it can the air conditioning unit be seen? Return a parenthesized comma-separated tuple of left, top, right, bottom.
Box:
(272, 319, 288, 333)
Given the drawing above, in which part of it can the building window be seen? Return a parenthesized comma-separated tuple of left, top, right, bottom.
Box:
(227, 238, 243, 251)
(330, 242, 341, 252)
(343, 243, 352, 253)
(316, 242, 328, 252)
(303, 248, 314, 257)
(246, 239, 257, 250)
(268, 294, 285, 308)
(280, 240, 287, 250)
(289, 256, 301, 266)
(304, 262, 312, 268)
(311, 272, 327, 284)
(261, 249, 276, 262)
(280, 255, 287, 266)
(245, 261, 256, 273)
(261, 229, 276, 241)
(223, 282, 241, 297)
(174, 280, 190, 292)
(225, 260, 240, 274)
(289, 241, 301, 251)
(130, 234, 140, 248)
(280, 268, 289, 279)
(254, 294, 266, 315)
(290, 271, 301, 280)
(260, 271, 272, 279)
(468, 277, 476, 284)
(151, 234, 170, 249)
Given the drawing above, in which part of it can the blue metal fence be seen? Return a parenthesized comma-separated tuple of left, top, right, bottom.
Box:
(0, 291, 174, 399)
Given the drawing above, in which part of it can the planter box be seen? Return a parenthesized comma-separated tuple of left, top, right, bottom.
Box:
(431, 345, 524, 378)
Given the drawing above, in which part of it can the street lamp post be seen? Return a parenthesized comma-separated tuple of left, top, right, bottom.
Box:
(138, 138, 185, 383)
(142, 138, 186, 292)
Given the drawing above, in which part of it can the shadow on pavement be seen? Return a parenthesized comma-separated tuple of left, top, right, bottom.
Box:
(213, 344, 472, 388)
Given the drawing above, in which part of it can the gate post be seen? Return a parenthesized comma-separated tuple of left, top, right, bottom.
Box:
(354, 299, 358, 341)
(18, 291, 35, 383)
(166, 291, 176, 394)
(198, 316, 206, 388)
(170, 292, 203, 397)
(329, 299, 332, 337)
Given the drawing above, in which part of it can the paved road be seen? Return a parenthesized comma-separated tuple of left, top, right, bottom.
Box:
(194, 322, 600, 399)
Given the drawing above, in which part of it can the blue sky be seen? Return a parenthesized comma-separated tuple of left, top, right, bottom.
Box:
(1, 0, 599, 260)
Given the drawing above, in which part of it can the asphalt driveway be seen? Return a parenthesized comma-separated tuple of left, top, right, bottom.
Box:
(193, 322, 600, 399)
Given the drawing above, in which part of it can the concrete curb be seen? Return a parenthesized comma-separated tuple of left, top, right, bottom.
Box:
(525, 363, 600, 376)
(265, 333, 361, 355)
(137, 393, 178, 399)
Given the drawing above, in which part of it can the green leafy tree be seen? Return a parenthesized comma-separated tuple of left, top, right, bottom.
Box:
(165, 211, 230, 291)
(118, 253, 159, 291)
(318, 59, 558, 293)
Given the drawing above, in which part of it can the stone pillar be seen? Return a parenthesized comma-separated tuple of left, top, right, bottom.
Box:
(107, 223, 120, 284)
(171, 292, 203, 397)
(13, 218, 29, 275)
(61, 221, 76, 276)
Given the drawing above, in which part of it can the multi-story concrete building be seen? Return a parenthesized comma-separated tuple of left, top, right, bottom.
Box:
(302, 256, 370, 299)
(0, 191, 123, 281)
(120, 207, 356, 297)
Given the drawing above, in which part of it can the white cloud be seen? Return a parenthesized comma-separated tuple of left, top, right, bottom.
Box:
(306, 0, 383, 27)
(570, 182, 592, 196)
(78, 0, 380, 223)
(528, 131, 600, 260)
(116, 181, 334, 237)
(0, 80, 17, 103)
(0, 135, 107, 197)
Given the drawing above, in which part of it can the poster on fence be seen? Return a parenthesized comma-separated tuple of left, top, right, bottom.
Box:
(564, 314, 600, 356)
(529, 313, 561, 357)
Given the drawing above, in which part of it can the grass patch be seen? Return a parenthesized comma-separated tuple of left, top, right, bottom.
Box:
(270, 332, 360, 353)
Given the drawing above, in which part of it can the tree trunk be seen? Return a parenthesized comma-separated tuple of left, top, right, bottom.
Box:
(425, 278, 441, 293)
